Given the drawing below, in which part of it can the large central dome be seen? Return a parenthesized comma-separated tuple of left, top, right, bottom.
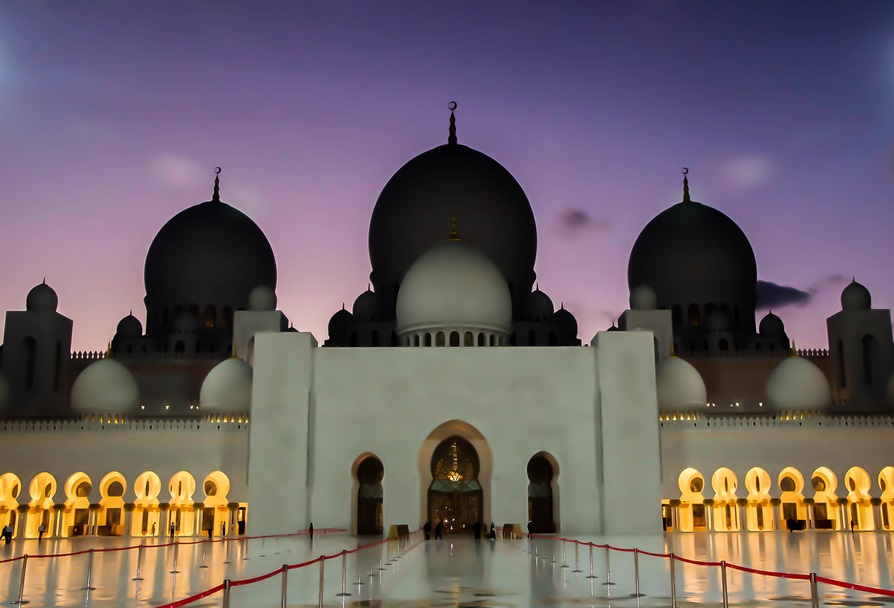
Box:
(368, 120, 537, 320)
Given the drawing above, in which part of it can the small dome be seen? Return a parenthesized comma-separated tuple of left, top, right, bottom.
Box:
(705, 309, 730, 332)
(26, 281, 58, 312)
(353, 289, 378, 321)
(116, 313, 143, 339)
(526, 289, 554, 322)
(553, 305, 578, 337)
(200, 358, 252, 412)
(765, 355, 832, 410)
(396, 241, 511, 336)
(759, 311, 785, 337)
(328, 307, 353, 339)
(172, 311, 199, 333)
(71, 359, 140, 413)
(630, 285, 657, 310)
(0, 374, 10, 413)
(841, 279, 871, 311)
(657, 356, 707, 412)
(248, 285, 277, 311)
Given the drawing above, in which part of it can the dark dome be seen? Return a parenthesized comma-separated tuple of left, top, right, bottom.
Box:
(525, 289, 554, 322)
(328, 307, 353, 340)
(553, 305, 578, 337)
(116, 313, 143, 339)
(352, 289, 378, 322)
(26, 281, 58, 312)
(144, 198, 276, 325)
(368, 143, 537, 318)
(628, 187, 756, 322)
(841, 279, 871, 311)
(759, 311, 785, 337)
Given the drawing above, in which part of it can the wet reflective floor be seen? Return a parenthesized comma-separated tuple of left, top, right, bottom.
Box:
(0, 530, 891, 607)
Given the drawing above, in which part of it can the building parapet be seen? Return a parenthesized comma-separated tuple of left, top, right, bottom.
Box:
(0, 413, 249, 433)
(659, 410, 894, 429)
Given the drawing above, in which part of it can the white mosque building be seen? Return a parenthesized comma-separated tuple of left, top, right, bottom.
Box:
(0, 109, 893, 542)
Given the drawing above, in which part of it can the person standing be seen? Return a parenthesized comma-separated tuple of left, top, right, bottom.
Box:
(38, 523, 45, 542)
(434, 521, 443, 540)
(308, 522, 314, 539)
(488, 522, 496, 540)
(423, 520, 432, 540)
(169, 521, 175, 540)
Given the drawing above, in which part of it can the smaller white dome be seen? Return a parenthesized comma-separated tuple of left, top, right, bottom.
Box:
(841, 279, 871, 311)
(71, 359, 139, 413)
(765, 356, 831, 410)
(200, 358, 252, 412)
(248, 285, 277, 311)
(26, 281, 58, 312)
(630, 285, 657, 310)
(657, 356, 707, 411)
(0, 374, 10, 413)
(396, 241, 511, 337)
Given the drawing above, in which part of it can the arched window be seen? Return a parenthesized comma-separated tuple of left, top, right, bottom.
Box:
(489, 334, 496, 346)
(477, 333, 485, 346)
(436, 332, 445, 347)
(449, 331, 459, 347)
(23, 337, 37, 390)
(220, 307, 233, 329)
(424, 333, 432, 347)
(464, 332, 473, 347)
(688, 304, 700, 326)
(414, 335, 420, 347)
(862, 335, 877, 387)
(204, 305, 216, 328)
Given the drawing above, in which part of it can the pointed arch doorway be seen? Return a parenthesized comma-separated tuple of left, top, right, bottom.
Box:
(428, 436, 482, 534)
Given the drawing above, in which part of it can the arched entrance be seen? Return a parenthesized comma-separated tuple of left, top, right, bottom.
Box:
(356, 456, 384, 535)
(527, 453, 558, 533)
(428, 436, 482, 533)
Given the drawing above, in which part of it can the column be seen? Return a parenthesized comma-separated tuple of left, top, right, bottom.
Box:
(159, 503, 170, 537)
(123, 504, 134, 538)
(16, 505, 28, 539)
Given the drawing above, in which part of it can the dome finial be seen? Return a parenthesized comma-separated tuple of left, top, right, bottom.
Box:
(790, 340, 798, 357)
(448, 213, 461, 241)
(448, 101, 457, 145)
(212, 167, 222, 202)
(682, 167, 690, 202)
(105, 342, 112, 360)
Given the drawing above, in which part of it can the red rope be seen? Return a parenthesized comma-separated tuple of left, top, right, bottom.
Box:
(154, 583, 225, 608)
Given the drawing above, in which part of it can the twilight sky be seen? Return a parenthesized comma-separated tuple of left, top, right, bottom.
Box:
(1, 1, 893, 351)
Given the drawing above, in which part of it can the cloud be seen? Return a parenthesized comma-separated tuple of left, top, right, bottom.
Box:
(755, 274, 848, 310)
(148, 154, 204, 189)
(555, 209, 612, 238)
(719, 154, 774, 190)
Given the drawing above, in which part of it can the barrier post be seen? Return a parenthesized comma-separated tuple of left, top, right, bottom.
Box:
(336, 549, 352, 597)
(169, 541, 180, 574)
(809, 572, 819, 608)
(573, 541, 582, 573)
(223, 538, 231, 564)
(280, 564, 288, 608)
(550, 541, 555, 564)
(222, 579, 231, 608)
(720, 560, 729, 608)
(132, 542, 145, 581)
(561, 541, 569, 568)
(260, 536, 266, 557)
(11, 554, 28, 605)
(81, 548, 97, 591)
(602, 546, 615, 585)
(586, 543, 597, 579)
(669, 553, 677, 608)
(318, 555, 325, 608)
(629, 547, 644, 597)
(199, 541, 208, 569)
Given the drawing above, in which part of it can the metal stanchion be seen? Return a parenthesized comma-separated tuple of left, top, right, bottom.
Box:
(318, 556, 325, 608)
(260, 536, 266, 557)
(809, 572, 819, 608)
(602, 546, 615, 585)
(550, 542, 556, 564)
(81, 548, 97, 591)
(669, 553, 677, 608)
(586, 543, 597, 579)
(280, 564, 288, 608)
(223, 538, 231, 564)
(199, 541, 208, 569)
(720, 560, 729, 608)
(561, 542, 569, 568)
(573, 541, 582, 573)
(336, 550, 352, 597)
(222, 579, 232, 608)
(631, 548, 644, 597)
(132, 542, 145, 580)
(11, 554, 29, 605)
(169, 541, 180, 574)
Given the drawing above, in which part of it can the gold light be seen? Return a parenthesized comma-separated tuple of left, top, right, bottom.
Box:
(447, 471, 462, 482)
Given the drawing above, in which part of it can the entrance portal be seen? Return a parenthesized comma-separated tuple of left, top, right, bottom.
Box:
(527, 454, 556, 533)
(428, 436, 482, 533)
(357, 456, 384, 535)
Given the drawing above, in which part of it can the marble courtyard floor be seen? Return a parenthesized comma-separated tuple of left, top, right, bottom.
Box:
(0, 530, 891, 607)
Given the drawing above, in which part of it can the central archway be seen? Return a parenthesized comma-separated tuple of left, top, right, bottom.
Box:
(427, 436, 482, 533)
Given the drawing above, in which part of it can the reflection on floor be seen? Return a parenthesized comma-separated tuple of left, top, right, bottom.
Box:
(0, 530, 891, 606)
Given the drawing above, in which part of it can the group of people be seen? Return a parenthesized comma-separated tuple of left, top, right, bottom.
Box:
(423, 520, 496, 540)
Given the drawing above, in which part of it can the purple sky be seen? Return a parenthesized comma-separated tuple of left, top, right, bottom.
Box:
(1, 1, 893, 351)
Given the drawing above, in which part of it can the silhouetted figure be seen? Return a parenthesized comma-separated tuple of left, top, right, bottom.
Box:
(170, 522, 175, 540)
(38, 523, 45, 542)
(434, 521, 443, 540)
(309, 522, 314, 539)
(851, 518, 856, 534)
(207, 527, 212, 539)
(527, 521, 532, 536)
(488, 522, 496, 540)
(220, 522, 226, 536)
(473, 521, 481, 540)
(238, 520, 245, 535)
(2, 524, 11, 544)
(787, 518, 795, 533)
(152, 522, 157, 536)
(423, 520, 432, 540)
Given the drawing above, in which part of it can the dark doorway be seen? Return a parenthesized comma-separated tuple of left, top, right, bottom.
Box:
(357, 456, 384, 535)
(428, 436, 482, 534)
(527, 454, 556, 533)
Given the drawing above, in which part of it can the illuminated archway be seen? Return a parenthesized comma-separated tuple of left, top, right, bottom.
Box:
(845, 466, 873, 531)
(527, 452, 560, 533)
(27, 472, 57, 538)
(202, 471, 230, 537)
(677, 468, 706, 532)
(168, 471, 196, 536)
(352, 454, 384, 536)
(879, 467, 894, 531)
(61, 472, 92, 537)
(711, 468, 740, 532)
(811, 467, 841, 530)
(0, 474, 22, 538)
(98, 472, 127, 536)
(132, 471, 161, 537)
(744, 467, 774, 531)
(777, 467, 806, 529)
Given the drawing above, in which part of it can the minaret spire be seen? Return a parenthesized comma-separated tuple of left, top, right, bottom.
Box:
(448, 101, 457, 145)
(682, 167, 691, 202)
(212, 167, 221, 202)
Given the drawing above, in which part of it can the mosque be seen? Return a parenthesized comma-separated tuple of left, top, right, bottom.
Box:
(0, 107, 893, 543)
